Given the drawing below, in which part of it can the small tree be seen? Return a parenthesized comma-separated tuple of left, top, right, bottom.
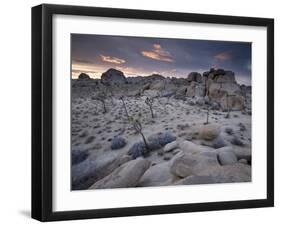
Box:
(120, 96, 130, 121)
(204, 103, 210, 124)
(225, 94, 235, 118)
(145, 97, 155, 118)
(95, 91, 107, 113)
(130, 118, 149, 150)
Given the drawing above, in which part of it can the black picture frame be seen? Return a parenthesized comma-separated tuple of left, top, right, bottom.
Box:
(32, 3, 274, 222)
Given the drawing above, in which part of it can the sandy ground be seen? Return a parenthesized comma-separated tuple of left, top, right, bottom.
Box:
(71, 91, 251, 189)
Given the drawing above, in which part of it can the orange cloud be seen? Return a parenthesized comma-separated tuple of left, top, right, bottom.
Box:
(214, 51, 232, 61)
(141, 44, 174, 62)
(100, 55, 126, 64)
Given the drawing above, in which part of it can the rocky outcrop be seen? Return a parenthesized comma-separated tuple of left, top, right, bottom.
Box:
(101, 68, 127, 85)
(187, 72, 203, 83)
(78, 73, 91, 80)
(203, 68, 245, 110)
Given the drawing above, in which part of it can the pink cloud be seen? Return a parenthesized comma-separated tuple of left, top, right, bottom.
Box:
(100, 55, 126, 64)
(214, 51, 232, 61)
(141, 44, 174, 62)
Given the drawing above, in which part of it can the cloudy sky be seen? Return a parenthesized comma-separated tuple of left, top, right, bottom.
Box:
(71, 34, 252, 85)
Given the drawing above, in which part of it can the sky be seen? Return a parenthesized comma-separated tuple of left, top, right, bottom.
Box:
(71, 34, 252, 85)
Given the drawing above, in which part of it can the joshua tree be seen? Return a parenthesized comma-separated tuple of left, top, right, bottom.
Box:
(204, 104, 210, 125)
(131, 118, 149, 150)
(101, 83, 115, 106)
(145, 97, 155, 118)
(120, 96, 130, 121)
(95, 91, 107, 113)
(225, 93, 235, 118)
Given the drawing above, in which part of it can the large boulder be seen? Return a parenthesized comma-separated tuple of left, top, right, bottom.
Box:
(179, 140, 208, 154)
(137, 161, 173, 187)
(170, 153, 220, 178)
(90, 158, 150, 189)
(72, 154, 132, 190)
(218, 149, 238, 165)
(101, 68, 127, 85)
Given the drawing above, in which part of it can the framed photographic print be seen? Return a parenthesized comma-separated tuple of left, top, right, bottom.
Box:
(32, 4, 274, 221)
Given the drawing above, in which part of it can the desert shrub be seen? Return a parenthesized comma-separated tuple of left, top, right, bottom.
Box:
(72, 149, 89, 165)
(84, 136, 95, 144)
(238, 123, 246, 131)
(162, 91, 175, 98)
(225, 127, 233, 135)
(128, 142, 148, 159)
(111, 136, 127, 150)
(148, 132, 176, 150)
(210, 101, 221, 110)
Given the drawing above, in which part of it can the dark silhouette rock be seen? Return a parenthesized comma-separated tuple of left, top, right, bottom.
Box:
(101, 68, 127, 85)
(78, 73, 91, 80)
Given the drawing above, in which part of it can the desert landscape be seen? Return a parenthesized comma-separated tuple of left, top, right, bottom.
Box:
(71, 67, 252, 190)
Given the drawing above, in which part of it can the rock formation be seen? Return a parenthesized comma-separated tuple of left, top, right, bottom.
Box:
(203, 68, 245, 110)
(78, 73, 91, 80)
(101, 68, 127, 85)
